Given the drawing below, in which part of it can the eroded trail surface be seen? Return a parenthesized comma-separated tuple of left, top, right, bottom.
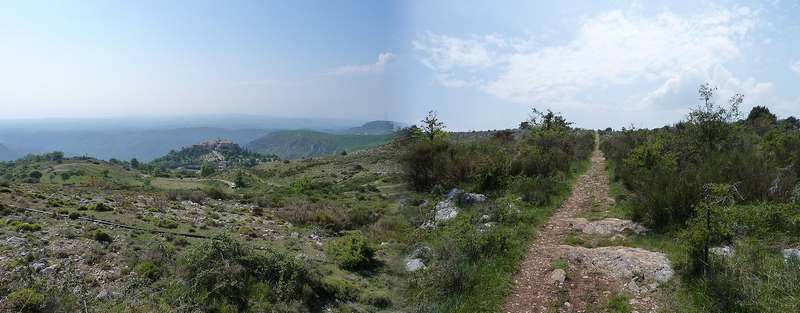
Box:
(502, 141, 669, 313)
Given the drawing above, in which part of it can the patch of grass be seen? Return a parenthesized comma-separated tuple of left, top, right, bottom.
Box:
(563, 232, 586, 246)
(5, 288, 45, 313)
(605, 293, 633, 313)
(9, 221, 42, 232)
(551, 259, 569, 270)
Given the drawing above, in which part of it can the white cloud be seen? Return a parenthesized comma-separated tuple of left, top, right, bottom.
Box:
(414, 8, 769, 111)
(641, 65, 775, 111)
(331, 52, 396, 75)
(791, 60, 800, 75)
(413, 33, 511, 71)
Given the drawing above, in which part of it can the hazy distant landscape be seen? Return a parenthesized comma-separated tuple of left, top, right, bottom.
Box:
(0, 117, 399, 161)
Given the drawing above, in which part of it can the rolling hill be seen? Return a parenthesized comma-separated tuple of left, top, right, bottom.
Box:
(246, 129, 394, 159)
(149, 139, 276, 170)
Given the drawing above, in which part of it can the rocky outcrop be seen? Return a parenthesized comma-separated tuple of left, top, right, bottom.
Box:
(563, 218, 648, 236)
(461, 193, 487, 205)
(560, 245, 673, 293)
(711, 246, 735, 258)
(405, 258, 426, 272)
(433, 201, 458, 222)
(445, 188, 462, 201)
(405, 246, 432, 272)
(783, 248, 800, 261)
(4, 236, 27, 247)
(421, 200, 459, 229)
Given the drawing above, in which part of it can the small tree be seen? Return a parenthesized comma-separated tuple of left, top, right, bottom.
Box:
(523, 108, 572, 131)
(686, 183, 739, 275)
(687, 83, 742, 151)
(234, 170, 246, 188)
(130, 158, 140, 169)
(420, 111, 447, 142)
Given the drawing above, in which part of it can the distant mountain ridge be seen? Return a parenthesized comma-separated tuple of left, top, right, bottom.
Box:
(246, 127, 394, 160)
(341, 120, 402, 135)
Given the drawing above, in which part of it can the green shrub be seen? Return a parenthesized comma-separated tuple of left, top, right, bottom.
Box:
(509, 176, 561, 205)
(10, 221, 42, 232)
(91, 202, 113, 212)
(93, 230, 113, 243)
(325, 231, 375, 270)
(203, 187, 228, 200)
(134, 261, 161, 281)
(156, 218, 178, 229)
(5, 288, 45, 312)
(319, 275, 360, 300)
(179, 235, 312, 311)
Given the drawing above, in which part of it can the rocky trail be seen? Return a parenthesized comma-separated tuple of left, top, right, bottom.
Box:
(502, 136, 672, 313)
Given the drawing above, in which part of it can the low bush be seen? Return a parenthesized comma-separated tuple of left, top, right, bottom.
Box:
(10, 221, 42, 232)
(4, 288, 45, 313)
(155, 218, 178, 229)
(203, 187, 228, 200)
(325, 231, 375, 270)
(90, 202, 113, 212)
(179, 235, 314, 311)
(93, 230, 113, 243)
(133, 260, 161, 281)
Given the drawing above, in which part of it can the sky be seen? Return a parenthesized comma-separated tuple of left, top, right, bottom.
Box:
(1, 0, 799, 130)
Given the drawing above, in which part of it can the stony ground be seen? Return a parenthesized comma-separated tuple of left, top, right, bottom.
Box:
(502, 142, 671, 313)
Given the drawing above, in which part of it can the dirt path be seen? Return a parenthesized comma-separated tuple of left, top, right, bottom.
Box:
(502, 137, 659, 313)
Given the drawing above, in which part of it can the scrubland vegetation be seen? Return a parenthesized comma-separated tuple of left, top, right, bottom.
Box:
(601, 84, 800, 312)
(0, 107, 596, 312)
(1, 85, 797, 312)
(402, 110, 594, 312)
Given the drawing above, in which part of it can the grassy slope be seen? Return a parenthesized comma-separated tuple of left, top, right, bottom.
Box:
(0, 145, 412, 311)
(247, 129, 393, 159)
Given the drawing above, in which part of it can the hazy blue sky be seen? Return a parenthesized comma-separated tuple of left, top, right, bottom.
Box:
(1, 0, 799, 130)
